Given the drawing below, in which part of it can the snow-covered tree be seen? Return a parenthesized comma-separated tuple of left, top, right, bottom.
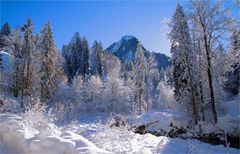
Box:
(12, 28, 23, 97)
(0, 22, 11, 49)
(224, 29, 240, 96)
(169, 4, 198, 124)
(81, 37, 90, 78)
(157, 81, 176, 110)
(0, 22, 10, 36)
(212, 44, 228, 101)
(21, 18, 36, 100)
(62, 33, 90, 81)
(39, 22, 62, 102)
(102, 53, 133, 114)
(133, 43, 147, 115)
(90, 41, 103, 77)
(85, 75, 104, 113)
(190, 0, 233, 123)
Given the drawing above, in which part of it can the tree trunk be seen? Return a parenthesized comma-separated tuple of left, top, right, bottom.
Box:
(203, 35, 218, 123)
(199, 81, 205, 121)
(184, 51, 198, 125)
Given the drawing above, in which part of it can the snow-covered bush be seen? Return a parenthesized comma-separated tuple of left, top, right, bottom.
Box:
(22, 98, 54, 127)
(156, 81, 179, 110)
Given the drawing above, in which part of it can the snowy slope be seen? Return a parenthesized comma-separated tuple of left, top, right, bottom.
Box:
(1, 112, 239, 154)
(0, 50, 13, 74)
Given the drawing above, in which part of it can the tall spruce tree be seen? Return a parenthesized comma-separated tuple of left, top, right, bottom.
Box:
(96, 42, 103, 77)
(90, 41, 103, 77)
(39, 22, 59, 102)
(224, 30, 240, 96)
(169, 4, 198, 124)
(0, 22, 10, 36)
(133, 43, 147, 115)
(0, 22, 11, 50)
(12, 28, 23, 97)
(21, 18, 35, 99)
(81, 37, 90, 78)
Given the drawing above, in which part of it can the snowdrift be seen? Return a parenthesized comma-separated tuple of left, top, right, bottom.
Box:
(1, 113, 239, 154)
(0, 113, 110, 154)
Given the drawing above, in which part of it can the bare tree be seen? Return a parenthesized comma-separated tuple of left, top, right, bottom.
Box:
(189, 0, 233, 123)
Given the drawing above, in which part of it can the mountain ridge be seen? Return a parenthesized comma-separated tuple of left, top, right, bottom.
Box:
(105, 35, 171, 70)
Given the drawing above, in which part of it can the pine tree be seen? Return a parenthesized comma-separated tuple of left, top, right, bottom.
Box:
(0, 22, 10, 36)
(62, 33, 82, 82)
(96, 42, 103, 77)
(12, 28, 23, 97)
(63, 34, 90, 80)
(90, 41, 103, 77)
(169, 4, 198, 124)
(21, 18, 35, 100)
(39, 22, 60, 102)
(224, 30, 240, 96)
(0, 22, 11, 52)
(133, 43, 147, 115)
(81, 37, 90, 78)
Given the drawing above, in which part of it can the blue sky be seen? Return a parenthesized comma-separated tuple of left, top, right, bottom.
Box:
(0, 0, 238, 56)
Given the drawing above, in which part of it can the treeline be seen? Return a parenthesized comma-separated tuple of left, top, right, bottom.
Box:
(0, 19, 63, 106)
(169, 0, 239, 125)
(0, 19, 168, 116)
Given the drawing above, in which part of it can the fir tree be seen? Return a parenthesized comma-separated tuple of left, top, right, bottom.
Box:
(224, 30, 240, 96)
(133, 43, 147, 115)
(0, 22, 11, 51)
(21, 18, 35, 99)
(12, 28, 23, 97)
(39, 22, 60, 102)
(0, 22, 10, 36)
(81, 37, 90, 78)
(169, 4, 198, 124)
(90, 41, 103, 77)
(96, 42, 103, 77)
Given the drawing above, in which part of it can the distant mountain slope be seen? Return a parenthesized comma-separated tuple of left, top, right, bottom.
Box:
(105, 35, 171, 70)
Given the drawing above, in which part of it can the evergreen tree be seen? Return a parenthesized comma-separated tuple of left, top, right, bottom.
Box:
(224, 30, 240, 96)
(169, 4, 198, 124)
(62, 34, 90, 80)
(12, 28, 23, 97)
(133, 43, 147, 115)
(0, 22, 11, 53)
(39, 22, 60, 102)
(81, 37, 90, 78)
(62, 33, 82, 82)
(96, 42, 103, 77)
(90, 41, 103, 77)
(0, 22, 11, 36)
(21, 18, 36, 99)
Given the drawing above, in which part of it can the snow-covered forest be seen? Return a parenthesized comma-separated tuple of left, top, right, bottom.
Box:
(0, 0, 239, 153)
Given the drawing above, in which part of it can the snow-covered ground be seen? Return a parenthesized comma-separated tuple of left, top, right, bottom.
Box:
(1, 112, 239, 154)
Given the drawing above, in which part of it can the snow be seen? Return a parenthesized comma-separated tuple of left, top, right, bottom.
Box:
(0, 113, 110, 154)
(128, 109, 190, 132)
(0, 50, 13, 73)
(109, 35, 136, 53)
(121, 35, 135, 41)
(1, 112, 239, 154)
